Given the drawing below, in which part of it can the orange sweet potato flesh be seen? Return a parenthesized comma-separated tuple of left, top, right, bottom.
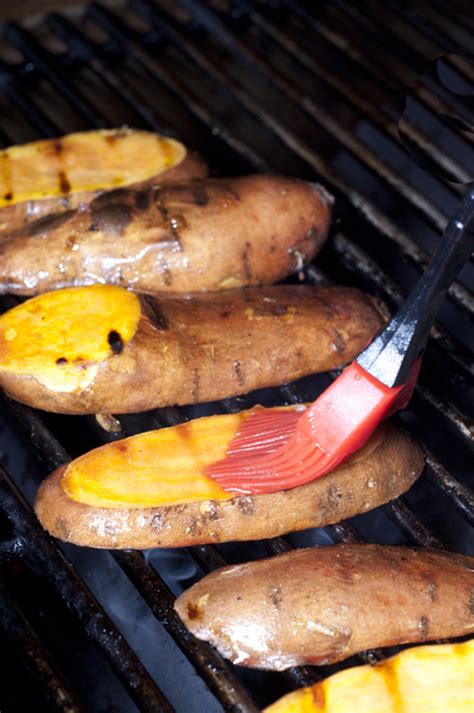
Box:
(0, 128, 207, 230)
(0, 174, 331, 295)
(34, 420, 424, 548)
(264, 639, 474, 713)
(175, 544, 474, 669)
(0, 283, 385, 414)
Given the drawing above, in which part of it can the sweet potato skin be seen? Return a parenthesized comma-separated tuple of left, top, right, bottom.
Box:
(0, 285, 385, 414)
(175, 544, 474, 670)
(0, 175, 331, 295)
(35, 422, 424, 548)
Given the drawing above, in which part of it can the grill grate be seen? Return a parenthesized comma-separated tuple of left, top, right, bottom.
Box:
(0, 1, 472, 711)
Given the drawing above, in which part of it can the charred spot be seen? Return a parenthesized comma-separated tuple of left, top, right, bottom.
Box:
(254, 303, 288, 318)
(236, 595, 242, 601)
(237, 496, 255, 516)
(108, 330, 124, 355)
(418, 615, 430, 638)
(56, 517, 70, 540)
(193, 185, 209, 205)
(53, 139, 63, 154)
(116, 442, 128, 453)
(91, 188, 133, 206)
(135, 188, 153, 212)
(58, 170, 71, 194)
(269, 584, 283, 610)
(90, 201, 132, 236)
(27, 210, 76, 236)
(55, 357, 68, 365)
(88, 223, 99, 232)
(221, 310, 231, 319)
(142, 296, 169, 331)
(186, 602, 202, 621)
(469, 587, 474, 617)
(241, 242, 252, 282)
(332, 329, 346, 356)
(233, 361, 245, 386)
(192, 369, 201, 402)
(3, 191, 12, 201)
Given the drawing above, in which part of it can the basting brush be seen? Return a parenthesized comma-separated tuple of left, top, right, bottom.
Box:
(207, 187, 474, 495)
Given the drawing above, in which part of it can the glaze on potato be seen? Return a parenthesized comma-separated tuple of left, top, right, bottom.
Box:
(0, 175, 332, 295)
(34, 421, 424, 548)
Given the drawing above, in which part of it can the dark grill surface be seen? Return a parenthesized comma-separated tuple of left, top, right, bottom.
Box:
(0, 1, 473, 711)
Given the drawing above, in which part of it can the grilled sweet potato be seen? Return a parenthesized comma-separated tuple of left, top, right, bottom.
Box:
(0, 175, 332, 295)
(0, 128, 207, 230)
(34, 419, 424, 548)
(264, 639, 474, 712)
(0, 283, 384, 414)
(175, 544, 474, 670)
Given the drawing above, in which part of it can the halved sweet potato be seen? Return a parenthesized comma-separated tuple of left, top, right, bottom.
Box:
(0, 174, 332, 295)
(34, 419, 424, 548)
(264, 639, 474, 712)
(0, 283, 385, 413)
(0, 128, 207, 229)
(175, 544, 474, 669)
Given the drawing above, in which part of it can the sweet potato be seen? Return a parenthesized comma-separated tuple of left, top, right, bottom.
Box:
(0, 283, 385, 414)
(0, 128, 207, 229)
(0, 174, 332, 295)
(264, 639, 474, 712)
(175, 544, 474, 670)
(34, 419, 424, 548)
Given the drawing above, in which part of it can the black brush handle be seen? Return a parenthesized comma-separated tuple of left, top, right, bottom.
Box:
(357, 186, 474, 387)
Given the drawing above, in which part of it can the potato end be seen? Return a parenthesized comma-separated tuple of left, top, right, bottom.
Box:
(0, 285, 141, 392)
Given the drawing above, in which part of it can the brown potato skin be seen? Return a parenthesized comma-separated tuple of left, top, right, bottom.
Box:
(0, 285, 385, 414)
(175, 544, 474, 670)
(34, 422, 424, 549)
(0, 175, 332, 295)
(0, 151, 208, 230)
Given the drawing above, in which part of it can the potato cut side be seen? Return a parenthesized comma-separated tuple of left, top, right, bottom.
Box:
(61, 410, 269, 507)
(62, 407, 300, 508)
(0, 285, 140, 392)
(0, 128, 185, 208)
(264, 639, 474, 713)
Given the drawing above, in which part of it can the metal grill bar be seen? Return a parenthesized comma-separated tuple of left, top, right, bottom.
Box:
(133, 0, 474, 319)
(2, 398, 264, 711)
(0, 458, 173, 713)
(0, 580, 82, 713)
(0, 3, 472, 711)
(281, 0, 474, 147)
(230, 2, 468, 188)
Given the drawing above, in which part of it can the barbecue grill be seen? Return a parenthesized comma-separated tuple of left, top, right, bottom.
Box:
(0, 1, 473, 711)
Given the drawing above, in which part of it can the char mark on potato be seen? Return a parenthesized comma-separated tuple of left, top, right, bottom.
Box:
(233, 360, 245, 386)
(90, 201, 132, 237)
(108, 330, 124, 355)
(26, 209, 76, 236)
(141, 296, 170, 331)
(58, 170, 71, 195)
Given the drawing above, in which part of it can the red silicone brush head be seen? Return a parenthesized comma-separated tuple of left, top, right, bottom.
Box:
(206, 361, 420, 494)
